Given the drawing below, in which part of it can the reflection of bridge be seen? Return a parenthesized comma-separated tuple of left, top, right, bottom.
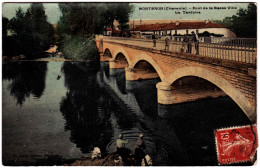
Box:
(95, 35, 256, 123)
(96, 64, 189, 163)
(97, 66, 142, 117)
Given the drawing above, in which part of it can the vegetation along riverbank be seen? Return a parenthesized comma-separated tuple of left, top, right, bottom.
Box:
(3, 3, 133, 62)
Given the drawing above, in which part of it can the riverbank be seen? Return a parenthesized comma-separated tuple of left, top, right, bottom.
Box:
(2, 45, 61, 61)
(34, 57, 68, 61)
(2, 56, 68, 62)
(58, 35, 99, 61)
(2, 57, 100, 62)
(2, 55, 26, 61)
(63, 153, 134, 166)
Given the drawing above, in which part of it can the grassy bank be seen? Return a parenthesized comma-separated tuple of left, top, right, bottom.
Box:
(58, 35, 99, 61)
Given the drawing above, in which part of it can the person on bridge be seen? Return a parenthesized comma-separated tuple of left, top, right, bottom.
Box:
(191, 31, 199, 55)
(134, 134, 146, 166)
(164, 36, 170, 51)
(116, 134, 128, 157)
(183, 34, 189, 53)
(152, 34, 156, 47)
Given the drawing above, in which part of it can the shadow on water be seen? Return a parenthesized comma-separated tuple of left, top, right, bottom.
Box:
(2, 61, 254, 166)
(131, 79, 161, 117)
(60, 61, 113, 154)
(2, 61, 47, 105)
(157, 98, 252, 166)
(98, 62, 253, 166)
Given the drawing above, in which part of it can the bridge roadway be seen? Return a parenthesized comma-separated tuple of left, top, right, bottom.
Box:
(95, 35, 256, 123)
(102, 36, 256, 65)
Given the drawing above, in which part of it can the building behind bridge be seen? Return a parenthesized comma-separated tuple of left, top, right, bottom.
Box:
(105, 19, 236, 38)
(132, 20, 236, 37)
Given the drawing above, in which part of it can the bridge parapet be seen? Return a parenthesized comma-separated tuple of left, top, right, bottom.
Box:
(99, 36, 256, 68)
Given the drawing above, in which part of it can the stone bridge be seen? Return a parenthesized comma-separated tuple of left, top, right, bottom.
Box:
(95, 35, 256, 123)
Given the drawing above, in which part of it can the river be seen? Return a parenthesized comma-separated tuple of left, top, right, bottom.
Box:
(2, 61, 252, 166)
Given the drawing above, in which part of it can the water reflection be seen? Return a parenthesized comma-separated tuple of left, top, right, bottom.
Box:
(130, 79, 160, 117)
(97, 64, 187, 165)
(2, 61, 84, 166)
(60, 62, 113, 153)
(97, 62, 252, 165)
(2, 61, 253, 166)
(159, 98, 252, 165)
(3, 61, 47, 105)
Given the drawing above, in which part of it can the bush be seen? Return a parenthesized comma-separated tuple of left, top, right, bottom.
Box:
(4, 4, 55, 57)
(58, 35, 99, 61)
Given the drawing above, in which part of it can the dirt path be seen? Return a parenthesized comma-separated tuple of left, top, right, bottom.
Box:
(34, 57, 68, 61)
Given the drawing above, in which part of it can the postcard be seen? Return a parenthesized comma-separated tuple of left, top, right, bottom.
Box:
(2, 1, 257, 166)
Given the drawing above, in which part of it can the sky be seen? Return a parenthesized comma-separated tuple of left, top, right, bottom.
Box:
(2, 2, 250, 24)
(2, 3, 61, 23)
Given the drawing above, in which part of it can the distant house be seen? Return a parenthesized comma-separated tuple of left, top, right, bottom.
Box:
(105, 28, 121, 36)
(131, 20, 236, 37)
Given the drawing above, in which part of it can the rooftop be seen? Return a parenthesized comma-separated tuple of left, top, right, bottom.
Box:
(133, 21, 227, 31)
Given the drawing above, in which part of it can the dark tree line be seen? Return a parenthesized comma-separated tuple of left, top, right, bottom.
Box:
(2, 3, 54, 57)
(213, 3, 256, 38)
(57, 3, 133, 38)
(60, 62, 113, 153)
(3, 62, 47, 105)
(56, 3, 133, 60)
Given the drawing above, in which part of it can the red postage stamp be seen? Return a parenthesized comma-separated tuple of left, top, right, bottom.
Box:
(215, 124, 257, 165)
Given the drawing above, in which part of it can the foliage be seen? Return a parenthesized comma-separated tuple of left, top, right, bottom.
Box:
(57, 3, 133, 60)
(2, 17, 9, 55)
(212, 17, 233, 29)
(212, 3, 256, 38)
(115, 3, 134, 33)
(2, 17, 9, 37)
(198, 31, 224, 37)
(58, 35, 99, 61)
(57, 3, 107, 38)
(3, 4, 54, 57)
(231, 3, 256, 38)
(57, 3, 133, 38)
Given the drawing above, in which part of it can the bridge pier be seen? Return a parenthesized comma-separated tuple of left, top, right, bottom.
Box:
(100, 54, 111, 62)
(125, 67, 135, 81)
(156, 82, 176, 104)
(109, 59, 128, 69)
(125, 67, 160, 81)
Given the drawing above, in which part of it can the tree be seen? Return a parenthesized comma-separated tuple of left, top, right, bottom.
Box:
(102, 3, 118, 33)
(57, 3, 133, 38)
(214, 3, 256, 38)
(58, 3, 107, 38)
(2, 17, 9, 37)
(2, 17, 9, 55)
(212, 17, 233, 29)
(231, 3, 256, 37)
(56, 3, 133, 60)
(7, 3, 54, 57)
(116, 3, 133, 34)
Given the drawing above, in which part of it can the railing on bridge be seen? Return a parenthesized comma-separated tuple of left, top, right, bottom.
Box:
(102, 35, 257, 65)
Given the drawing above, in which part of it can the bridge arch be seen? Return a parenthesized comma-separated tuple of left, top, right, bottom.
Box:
(112, 48, 131, 65)
(103, 48, 112, 58)
(166, 66, 255, 123)
(131, 53, 166, 82)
